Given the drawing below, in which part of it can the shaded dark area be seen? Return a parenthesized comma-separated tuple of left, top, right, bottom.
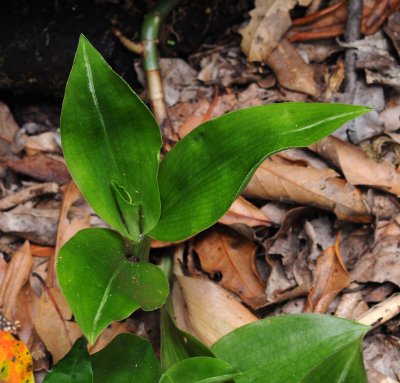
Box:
(0, 0, 252, 102)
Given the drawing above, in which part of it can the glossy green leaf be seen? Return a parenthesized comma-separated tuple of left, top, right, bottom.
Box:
(161, 299, 214, 371)
(43, 338, 93, 383)
(61, 35, 161, 241)
(57, 228, 169, 344)
(91, 333, 161, 383)
(150, 103, 371, 241)
(159, 357, 241, 383)
(211, 314, 369, 383)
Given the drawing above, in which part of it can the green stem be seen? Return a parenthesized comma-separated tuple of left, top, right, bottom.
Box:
(130, 235, 152, 262)
(141, 0, 181, 128)
(141, 0, 181, 71)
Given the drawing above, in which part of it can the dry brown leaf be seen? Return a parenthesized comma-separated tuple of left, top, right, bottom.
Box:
(0, 241, 33, 318)
(310, 135, 400, 197)
(193, 226, 267, 308)
(48, 181, 90, 287)
(244, 158, 371, 223)
(351, 235, 400, 286)
(175, 276, 258, 346)
(240, 0, 299, 63)
(88, 321, 133, 354)
(0, 101, 19, 156)
(264, 207, 316, 304)
(305, 231, 350, 313)
(23, 132, 61, 155)
(265, 39, 321, 97)
(29, 244, 54, 258)
(219, 196, 273, 227)
(35, 286, 82, 363)
(7, 153, 72, 185)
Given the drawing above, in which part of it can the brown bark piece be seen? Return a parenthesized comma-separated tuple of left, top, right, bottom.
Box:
(193, 226, 267, 309)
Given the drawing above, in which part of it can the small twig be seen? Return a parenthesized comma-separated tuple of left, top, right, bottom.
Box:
(111, 27, 143, 55)
(344, 0, 363, 94)
(356, 292, 400, 328)
(0, 182, 59, 211)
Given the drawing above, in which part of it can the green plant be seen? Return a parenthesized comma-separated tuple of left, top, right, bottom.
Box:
(45, 35, 371, 382)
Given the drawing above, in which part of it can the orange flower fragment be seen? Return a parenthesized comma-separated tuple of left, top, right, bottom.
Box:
(0, 330, 33, 383)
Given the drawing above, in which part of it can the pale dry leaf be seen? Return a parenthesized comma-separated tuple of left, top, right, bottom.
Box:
(265, 39, 320, 97)
(244, 158, 371, 223)
(48, 181, 91, 287)
(305, 238, 350, 314)
(193, 226, 267, 309)
(35, 286, 82, 363)
(0, 241, 33, 318)
(351, 236, 400, 286)
(176, 275, 258, 346)
(240, 0, 297, 63)
(219, 196, 273, 227)
(23, 132, 61, 155)
(88, 321, 132, 354)
(0, 101, 19, 156)
(310, 135, 400, 197)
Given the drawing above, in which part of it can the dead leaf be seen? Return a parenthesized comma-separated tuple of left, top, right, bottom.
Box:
(240, 0, 298, 63)
(266, 39, 320, 97)
(193, 226, 267, 309)
(0, 330, 34, 383)
(0, 101, 19, 156)
(88, 320, 134, 354)
(351, 235, 400, 286)
(22, 131, 61, 155)
(48, 181, 90, 286)
(310, 135, 400, 197)
(244, 157, 371, 223)
(0, 241, 33, 319)
(35, 286, 82, 363)
(175, 276, 258, 346)
(264, 207, 317, 304)
(29, 244, 54, 258)
(305, 231, 350, 313)
(219, 196, 272, 227)
(7, 153, 72, 185)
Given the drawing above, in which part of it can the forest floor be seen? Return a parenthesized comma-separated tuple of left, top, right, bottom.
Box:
(1, 1, 400, 382)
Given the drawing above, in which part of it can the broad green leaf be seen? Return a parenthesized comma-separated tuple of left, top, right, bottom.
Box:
(91, 333, 161, 383)
(43, 338, 93, 383)
(211, 314, 369, 383)
(61, 35, 162, 241)
(159, 357, 241, 383)
(57, 228, 169, 344)
(150, 103, 371, 241)
(161, 299, 214, 371)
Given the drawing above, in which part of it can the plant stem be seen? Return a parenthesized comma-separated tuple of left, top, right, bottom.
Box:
(141, 0, 181, 129)
(130, 235, 152, 262)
